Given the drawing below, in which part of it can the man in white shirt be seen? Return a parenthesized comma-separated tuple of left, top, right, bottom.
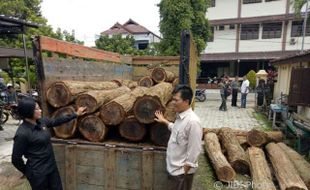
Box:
(155, 85, 203, 190)
(240, 75, 250, 108)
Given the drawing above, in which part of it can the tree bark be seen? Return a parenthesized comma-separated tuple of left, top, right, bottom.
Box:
(46, 80, 119, 108)
(172, 78, 179, 89)
(151, 68, 175, 83)
(75, 86, 131, 114)
(219, 127, 250, 174)
(100, 86, 149, 125)
(204, 133, 236, 182)
(150, 122, 171, 146)
(78, 114, 108, 142)
(51, 106, 77, 139)
(164, 100, 176, 122)
(247, 147, 276, 190)
(133, 82, 173, 124)
(138, 76, 154, 87)
(204, 128, 249, 136)
(278, 142, 310, 189)
(266, 143, 308, 190)
(246, 129, 283, 147)
(119, 116, 146, 141)
(121, 79, 138, 89)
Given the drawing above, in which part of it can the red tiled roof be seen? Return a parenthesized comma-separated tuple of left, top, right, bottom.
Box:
(101, 22, 131, 35)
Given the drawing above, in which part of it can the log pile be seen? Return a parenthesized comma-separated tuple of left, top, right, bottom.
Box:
(44, 68, 178, 145)
(204, 128, 310, 190)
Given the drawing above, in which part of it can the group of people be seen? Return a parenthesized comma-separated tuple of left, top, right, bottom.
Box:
(0, 83, 18, 131)
(218, 75, 250, 111)
(12, 85, 203, 190)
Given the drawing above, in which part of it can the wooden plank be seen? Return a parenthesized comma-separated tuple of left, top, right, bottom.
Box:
(76, 165, 105, 186)
(39, 36, 121, 63)
(104, 148, 116, 190)
(153, 151, 171, 189)
(142, 151, 154, 190)
(65, 145, 77, 190)
(76, 148, 105, 167)
(77, 184, 104, 190)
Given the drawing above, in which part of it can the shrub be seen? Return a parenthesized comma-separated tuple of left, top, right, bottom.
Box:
(246, 70, 256, 90)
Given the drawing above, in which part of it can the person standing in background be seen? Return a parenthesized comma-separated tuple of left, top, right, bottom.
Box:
(231, 76, 239, 107)
(240, 76, 250, 108)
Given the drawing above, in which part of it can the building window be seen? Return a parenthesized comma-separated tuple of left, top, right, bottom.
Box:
(265, 0, 279, 2)
(262, 22, 282, 39)
(243, 0, 262, 4)
(291, 21, 310, 37)
(219, 25, 225, 30)
(208, 27, 214, 42)
(210, 0, 216, 7)
(240, 24, 259, 40)
(229, 24, 235, 30)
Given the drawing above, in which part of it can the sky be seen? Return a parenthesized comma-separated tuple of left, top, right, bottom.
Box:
(41, 0, 161, 46)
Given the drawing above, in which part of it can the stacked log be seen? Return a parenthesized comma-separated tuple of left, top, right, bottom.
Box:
(119, 116, 146, 141)
(150, 122, 171, 146)
(151, 68, 176, 83)
(51, 106, 78, 139)
(133, 82, 173, 124)
(219, 128, 250, 174)
(246, 129, 283, 147)
(266, 143, 308, 190)
(204, 133, 236, 182)
(78, 114, 108, 142)
(100, 86, 149, 125)
(164, 100, 176, 122)
(138, 76, 154, 87)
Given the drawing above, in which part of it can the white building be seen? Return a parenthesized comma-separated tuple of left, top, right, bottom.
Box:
(201, 0, 310, 78)
(101, 19, 161, 50)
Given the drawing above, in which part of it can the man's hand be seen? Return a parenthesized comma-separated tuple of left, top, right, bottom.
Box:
(154, 110, 170, 126)
(183, 164, 191, 174)
(76, 107, 87, 116)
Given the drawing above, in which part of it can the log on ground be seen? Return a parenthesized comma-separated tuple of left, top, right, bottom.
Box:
(52, 106, 77, 139)
(164, 100, 176, 122)
(204, 133, 236, 182)
(151, 68, 175, 83)
(246, 129, 283, 147)
(266, 143, 308, 190)
(278, 142, 310, 189)
(78, 114, 108, 142)
(150, 122, 171, 146)
(247, 147, 276, 190)
(219, 127, 250, 174)
(119, 116, 146, 141)
(75, 86, 131, 114)
(100, 86, 149, 125)
(133, 82, 173, 124)
(138, 76, 154, 87)
(46, 80, 119, 108)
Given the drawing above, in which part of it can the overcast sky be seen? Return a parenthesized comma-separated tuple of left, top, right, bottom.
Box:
(41, 0, 161, 46)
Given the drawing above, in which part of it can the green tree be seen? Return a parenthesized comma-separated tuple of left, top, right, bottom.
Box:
(246, 70, 257, 90)
(95, 34, 158, 55)
(158, 0, 210, 55)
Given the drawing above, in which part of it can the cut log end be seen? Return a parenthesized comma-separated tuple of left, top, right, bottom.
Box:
(150, 122, 171, 146)
(231, 160, 250, 175)
(52, 106, 77, 139)
(79, 115, 107, 142)
(247, 130, 267, 147)
(217, 166, 236, 182)
(119, 117, 146, 141)
(133, 95, 164, 124)
(75, 94, 97, 114)
(138, 76, 153, 87)
(100, 102, 125, 126)
(151, 68, 166, 83)
(46, 82, 71, 107)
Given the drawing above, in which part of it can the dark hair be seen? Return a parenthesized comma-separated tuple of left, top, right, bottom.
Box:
(173, 85, 193, 105)
(17, 98, 36, 119)
(7, 86, 13, 90)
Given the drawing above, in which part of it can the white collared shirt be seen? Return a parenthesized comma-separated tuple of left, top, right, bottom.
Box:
(241, 79, 250, 94)
(166, 108, 203, 176)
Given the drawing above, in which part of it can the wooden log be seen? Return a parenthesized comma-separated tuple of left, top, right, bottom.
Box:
(46, 80, 119, 107)
(138, 76, 154, 87)
(204, 128, 249, 136)
(247, 147, 276, 190)
(52, 106, 77, 139)
(78, 114, 108, 142)
(75, 86, 131, 114)
(219, 127, 250, 174)
(150, 122, 171, 146)
(237, 136, 249, 150)
(278, 142, 310, 189)
(119, 116, 146, 141)
(151, 68, 175, 83)
(100, 86, 149, 125)
(133, 82, 173, 124)
(164, 100, 176, 122)
(266, 143, 308, 190)
(172, 78, 179, 89)
(121, 79, 138, 89)
(246, 129, 283, 147)
(204, 133, 236, 182)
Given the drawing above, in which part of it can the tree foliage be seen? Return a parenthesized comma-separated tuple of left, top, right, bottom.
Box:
(247, 70, 257, 89)
(158, 0, 210, 55)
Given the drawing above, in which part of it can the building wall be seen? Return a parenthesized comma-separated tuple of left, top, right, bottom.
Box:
(205, 25, 236, 53)
(285, 21, 310, 51)
(206, 0, 238, 20)
(241, 0, 286, 18)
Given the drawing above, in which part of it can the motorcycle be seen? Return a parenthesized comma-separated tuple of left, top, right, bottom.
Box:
(195, 89, 206, 102)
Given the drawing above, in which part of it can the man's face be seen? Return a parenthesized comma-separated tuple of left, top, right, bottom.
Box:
(172, 92, 189, 113)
